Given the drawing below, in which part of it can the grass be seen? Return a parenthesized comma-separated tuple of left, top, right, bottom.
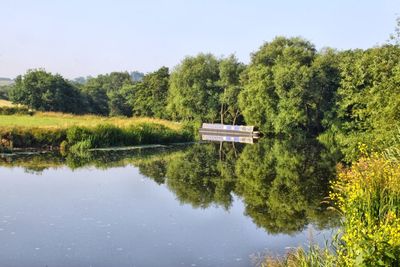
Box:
(259, 244, 337, 267)
(0, 112, 193, 150)
(0, 112, 182, 130)
(0, 99, 14, 107)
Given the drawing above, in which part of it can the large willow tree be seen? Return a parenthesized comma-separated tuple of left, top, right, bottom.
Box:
(239, 37, 339, 135)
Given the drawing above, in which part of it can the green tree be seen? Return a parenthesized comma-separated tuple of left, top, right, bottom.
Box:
(327, 45, 400, 160)
(309, 48, 341, 132)
(81, 77, 109, 115)
(167, 53, 221, 122)
(81, 72, 133, 116)
(239, 37, 337, 135)
(108, 83, 135, 117)
(9, 69, 83, 113)
(131, 67, 170, 118)
(0, 84, 13, 100)
(218, 55, 245, 124)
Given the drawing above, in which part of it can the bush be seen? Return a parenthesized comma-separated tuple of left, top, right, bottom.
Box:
(0, 106, 33, 115)
(87, 124, 125, 147)
(66, 126, 93, 145)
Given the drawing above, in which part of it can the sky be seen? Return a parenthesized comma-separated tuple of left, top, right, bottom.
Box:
(0, 0, 399, 79)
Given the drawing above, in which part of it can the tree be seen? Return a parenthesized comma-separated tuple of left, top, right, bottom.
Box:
(0, 84, 13, 100)
(107, 86, 133, 117)
(81, 72, 133, 116)
(9, 69, 83, 113)
(131, 67, 170, 118)
(309, 48, 341, 133)
(167, 53, 221, 122)
(81, 77, 109, 115)
(218, 55, 245, 124)
(239, 37, 336, 135)
(389, 16, 400, 46)
(327, 45, 400, 160)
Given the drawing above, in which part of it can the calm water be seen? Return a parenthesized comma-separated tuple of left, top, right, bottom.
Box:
(0, 139, 338, 267)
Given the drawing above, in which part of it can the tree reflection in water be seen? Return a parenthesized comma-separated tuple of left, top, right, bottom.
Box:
(0, 138, 339, 234)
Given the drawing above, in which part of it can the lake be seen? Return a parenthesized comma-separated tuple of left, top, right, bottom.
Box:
(0, 138, 338, 267)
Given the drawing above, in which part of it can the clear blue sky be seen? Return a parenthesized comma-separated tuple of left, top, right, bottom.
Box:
(1, 0, 399, 79)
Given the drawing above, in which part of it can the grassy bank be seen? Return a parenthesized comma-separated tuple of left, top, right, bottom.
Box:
(0, 112, 193, 150)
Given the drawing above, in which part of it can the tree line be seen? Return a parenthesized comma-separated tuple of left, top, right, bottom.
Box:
(6, 31, 400, 158)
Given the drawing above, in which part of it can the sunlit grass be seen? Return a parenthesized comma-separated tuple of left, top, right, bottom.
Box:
(0, 112, 183, 131)
(0, 99, 14, 107)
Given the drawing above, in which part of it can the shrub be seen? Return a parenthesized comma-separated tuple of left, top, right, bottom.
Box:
(66, 126, 93, 145)
(0, 106, 33, 115)
(91, 124, 125, 147)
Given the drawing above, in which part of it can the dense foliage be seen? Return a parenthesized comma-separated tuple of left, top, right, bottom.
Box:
(5, 28, 400, 161)
(9, 70, 83, 113)
(239, 37, 340, 135)
(131, 67, 169, 118)
(322, 45, 400, 160)
(167, 53, 222, 122)
(81, 72, 133, 116)
(0, 84, 12, 100)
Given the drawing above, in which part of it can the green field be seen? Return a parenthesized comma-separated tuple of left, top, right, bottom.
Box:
(0, 112, 182, 131)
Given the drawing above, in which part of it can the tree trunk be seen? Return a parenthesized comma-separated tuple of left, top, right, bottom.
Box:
(232, 110, 240, 125)
(220, 103, 224, 124)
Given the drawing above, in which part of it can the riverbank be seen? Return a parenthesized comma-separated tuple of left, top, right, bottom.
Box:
(262, 144, 400, 266)
(0, 112, 194, 151)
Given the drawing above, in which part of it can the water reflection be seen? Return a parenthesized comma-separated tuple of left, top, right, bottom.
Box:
(235, 136, 337, 234)
(1, 137, 338, 235)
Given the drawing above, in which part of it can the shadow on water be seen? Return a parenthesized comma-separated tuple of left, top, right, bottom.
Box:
(0, 136, 339, 235)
